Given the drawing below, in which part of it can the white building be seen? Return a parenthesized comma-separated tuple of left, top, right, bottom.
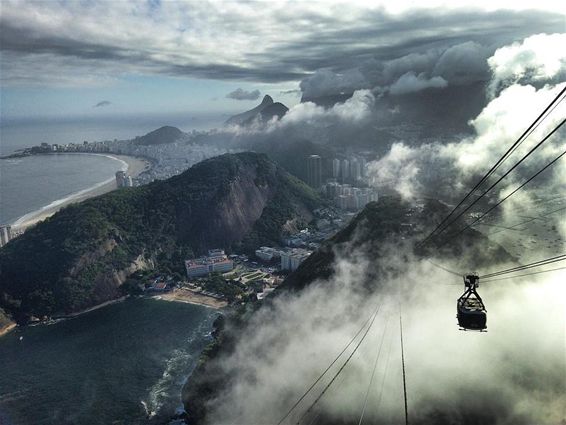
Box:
(255, 246, 281, 262)
(280, 248, 312, 271)
(185, 249, 234, 278)
(0, 225, 11, 247)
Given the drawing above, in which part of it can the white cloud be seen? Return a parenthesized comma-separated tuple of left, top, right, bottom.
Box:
(488, 33, 566, 95)
(203, 244, 566, 424)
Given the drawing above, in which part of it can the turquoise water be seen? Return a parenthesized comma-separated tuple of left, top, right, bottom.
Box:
(0, 298, 217, 425)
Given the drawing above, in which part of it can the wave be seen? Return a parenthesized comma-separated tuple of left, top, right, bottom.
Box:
(10, 153, 128, 227)
(142, 316, 216, 416)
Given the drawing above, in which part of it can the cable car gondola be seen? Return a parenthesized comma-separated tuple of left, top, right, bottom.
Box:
(457, 274, 487, 331)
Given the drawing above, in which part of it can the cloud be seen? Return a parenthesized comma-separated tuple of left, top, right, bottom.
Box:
(299, 68, 370, 100)
(488, 33, 566, 95)
(201, 242, 566, 424)
(0, 2, 563, 87)
(299, 42, 489, 99)
(226, 88, 261, 101)
(432, 41, 491, 85)
(389, 71, 448, 95)
(93, 100, 111, 108)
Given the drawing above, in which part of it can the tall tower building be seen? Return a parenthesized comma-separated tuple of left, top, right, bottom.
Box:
(0, 225, 12, 247)
(306, 155, 322, 188)
(115, 171, 127, 188)
(332, 158, 341, 179)
(350, 158, 362, 181)
(340, 159, 350, 182)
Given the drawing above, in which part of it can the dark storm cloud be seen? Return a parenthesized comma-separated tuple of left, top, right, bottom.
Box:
(0, 2, 563, 87)
(226, 88, 261, 101)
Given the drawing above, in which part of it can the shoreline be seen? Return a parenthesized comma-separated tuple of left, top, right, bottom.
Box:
(9, 153, 150, 231)
(52, 296, 129, 320)
(1, 293, 222, 336)
(0, 322, 17, 338)
(151, 288, 228, 309)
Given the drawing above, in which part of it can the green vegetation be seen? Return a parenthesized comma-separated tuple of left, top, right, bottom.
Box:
(0, 152, 323, 323)
(200, 274, 243, 302)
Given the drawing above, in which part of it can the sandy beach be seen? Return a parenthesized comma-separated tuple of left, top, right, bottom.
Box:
(154, 288, 228, 309)
(0, 322, 17, 338)
(11, 153, 150, 231)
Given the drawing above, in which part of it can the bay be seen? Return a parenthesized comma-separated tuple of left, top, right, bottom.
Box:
(0, 298, 217, 425)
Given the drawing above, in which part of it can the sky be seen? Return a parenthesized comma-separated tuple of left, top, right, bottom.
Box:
(0, 0, 564, 121)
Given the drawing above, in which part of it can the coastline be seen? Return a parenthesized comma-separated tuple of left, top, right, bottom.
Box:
(10, 153, 150, 231)
(0, 322, 17, 338)
(52, 296, 128, 320)
(152, 288, 228, 309)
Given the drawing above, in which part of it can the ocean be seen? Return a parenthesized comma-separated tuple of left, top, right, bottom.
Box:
(0, 154, 128, 225)
(0, 299, 217, 425)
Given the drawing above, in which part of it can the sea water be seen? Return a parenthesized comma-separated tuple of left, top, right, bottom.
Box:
(0, 298, 217, 425)
(0, 154, 127, 225)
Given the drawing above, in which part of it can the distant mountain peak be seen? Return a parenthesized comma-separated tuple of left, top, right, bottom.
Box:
(261, 94, 274, 105)
(225, 95, 287, 126)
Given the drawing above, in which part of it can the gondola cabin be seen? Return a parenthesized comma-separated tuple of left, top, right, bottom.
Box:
(457, 274, 487, 331)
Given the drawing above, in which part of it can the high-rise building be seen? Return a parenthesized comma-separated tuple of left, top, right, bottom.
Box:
(306, 155, 322, 188)
(350, 158, 362, 181)
(115, 171, 127, 187)
(340, 159, 350, 182)
(360, 157, 367, 178)
(332, 158, 341, 178)
(0, 225, 12, 247)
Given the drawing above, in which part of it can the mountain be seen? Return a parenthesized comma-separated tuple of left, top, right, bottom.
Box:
(0, 153, 323, 323)
(225, 95, 289, 126)
(282, 196, 514, 291)
(134, 125, 184, 145)
(181, 196, 514, 424)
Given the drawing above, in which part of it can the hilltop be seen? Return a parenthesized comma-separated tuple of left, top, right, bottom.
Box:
(225, 95, 289, 126)
(0, 153, 323, 323)
(282, 196, 513, 291)
(134, 125, 184, 145)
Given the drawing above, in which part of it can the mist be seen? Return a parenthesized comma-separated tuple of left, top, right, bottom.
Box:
(200, 241, 565, 424)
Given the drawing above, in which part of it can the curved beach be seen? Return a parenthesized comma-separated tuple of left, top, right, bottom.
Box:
(11, 154, 149, 231)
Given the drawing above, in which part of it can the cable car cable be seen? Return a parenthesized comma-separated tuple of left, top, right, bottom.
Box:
(358, 317, 390, 425)
(481, 266, 566, 283)
(295, 303, 381, 424)
(480, 254, 566, 278)
(417, 87, 566, 247)
(275, 305, 379, 425)
(426, 118, 565, 247)
(479, 254, 566, 279)
(375, 325, 394, 414)
(399, 311, 409, 425)
(425, 259, 461, 276)
(436, 147, 566, 249)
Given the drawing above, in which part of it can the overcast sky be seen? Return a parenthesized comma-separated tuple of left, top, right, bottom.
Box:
(0, 0, 564, 120)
